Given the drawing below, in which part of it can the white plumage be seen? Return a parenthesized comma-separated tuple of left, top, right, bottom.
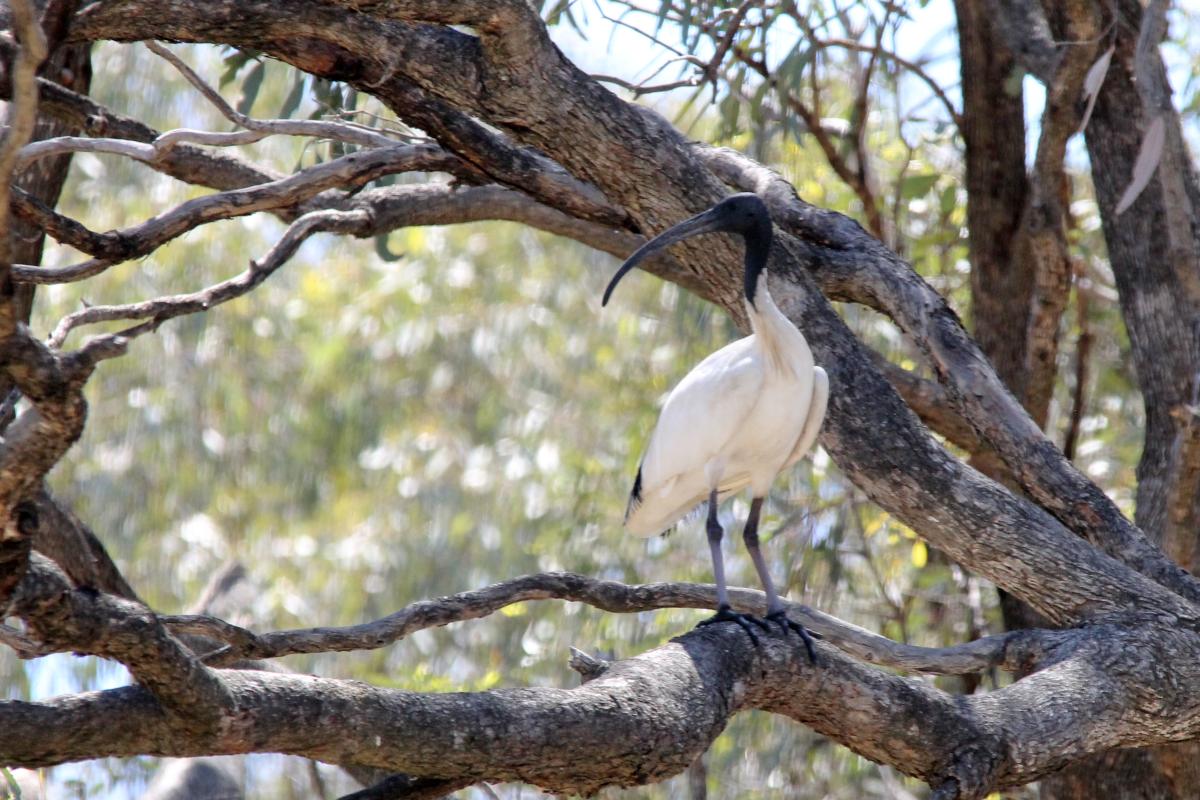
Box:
(625, 283, 828, 536)
(603, 192, 827, 656)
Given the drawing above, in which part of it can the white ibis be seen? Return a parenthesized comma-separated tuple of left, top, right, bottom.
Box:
(602, 193, 827, 658)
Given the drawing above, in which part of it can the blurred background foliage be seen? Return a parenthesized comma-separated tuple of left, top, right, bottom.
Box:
(3, 0, 1186, 796)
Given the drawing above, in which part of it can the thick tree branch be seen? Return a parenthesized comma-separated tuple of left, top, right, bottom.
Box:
(981, 0, 1059, 82)
(333, 183, 641, 260)
(12, 554, 233, 724)
(4, 577, 1200, 798)
(0, 329, 97, 509)
(29, 487, 139, 600)
(870, 353, 986, 454)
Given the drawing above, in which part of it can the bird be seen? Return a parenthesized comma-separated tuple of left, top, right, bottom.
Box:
(602, 193, 827, 659)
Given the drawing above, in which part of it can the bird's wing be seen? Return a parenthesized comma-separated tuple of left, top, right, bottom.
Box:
(636, 338, 764, 505)
(783, 365, 828, 468)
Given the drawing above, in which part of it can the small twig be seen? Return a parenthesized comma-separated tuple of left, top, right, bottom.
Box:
(146, 41, 400, 149)
(814, 37, 962, 127)
(593, 1, 749, 98)
(49, 208, 369, 349)
(591, 73, 699, 96)
(18, 144, 450, 286)
(1063, 267, 1091, 462)
(733, 49, 886, 240)
(567, 646, 611, 682)
(706, 1, 755, 81)
(592, 2, 687, 57)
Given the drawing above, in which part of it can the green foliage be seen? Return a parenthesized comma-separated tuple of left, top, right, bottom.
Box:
(2, 768, 21, 800)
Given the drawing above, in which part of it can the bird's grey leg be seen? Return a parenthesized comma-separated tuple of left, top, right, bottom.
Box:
(743, 497, 817, 663)
(697, 489, 768, 643)
(706, 489, 731, 609)
(743, 497, 780, 611)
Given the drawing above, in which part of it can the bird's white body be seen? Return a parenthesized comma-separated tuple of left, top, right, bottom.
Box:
(624, 276, 829, 536)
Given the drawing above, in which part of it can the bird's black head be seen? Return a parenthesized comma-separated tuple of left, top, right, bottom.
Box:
(601, 193, 773, 308)
(707, 193, 772, 236)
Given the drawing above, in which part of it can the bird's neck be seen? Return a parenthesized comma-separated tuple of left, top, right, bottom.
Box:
(747, 270, 813, 375)
(742, 226, 770, 306)
(741, 218, 809, 371)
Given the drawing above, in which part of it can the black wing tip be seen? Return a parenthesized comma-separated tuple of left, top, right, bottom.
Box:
(623, 466, 644, 524)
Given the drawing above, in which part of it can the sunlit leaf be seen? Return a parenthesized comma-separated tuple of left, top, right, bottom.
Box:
(911, 540, 928, 568)
(500, 602, 528, 618)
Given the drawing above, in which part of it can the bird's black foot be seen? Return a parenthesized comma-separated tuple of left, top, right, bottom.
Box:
(697, 604, 771, 646)
(766, 610, 818, 664)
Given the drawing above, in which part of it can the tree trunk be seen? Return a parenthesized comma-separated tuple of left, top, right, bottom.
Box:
(1045, 0, 1200, 795)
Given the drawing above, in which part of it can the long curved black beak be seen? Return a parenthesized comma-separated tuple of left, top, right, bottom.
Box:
(601, 206, 728, 306)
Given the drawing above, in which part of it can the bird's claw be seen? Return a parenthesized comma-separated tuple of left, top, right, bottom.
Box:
(697, 605, 771, 646)
(766, 610, 818, 664)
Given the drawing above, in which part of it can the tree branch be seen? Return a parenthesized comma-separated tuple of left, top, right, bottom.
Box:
(15, 143, 461, 284)
(0, 329, 99, 509)
(145, 40, 405, 149)
(1012, 0, 1098, 427)
(0, 0, 48, 282)
(870, 353, 986, 454)
(11, 554, 233, 725)
(162, 571, 1028, 676)
(4, 575, 1200, 798)
(0, 48, 284, 190)
(48, 207, 368, 348)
